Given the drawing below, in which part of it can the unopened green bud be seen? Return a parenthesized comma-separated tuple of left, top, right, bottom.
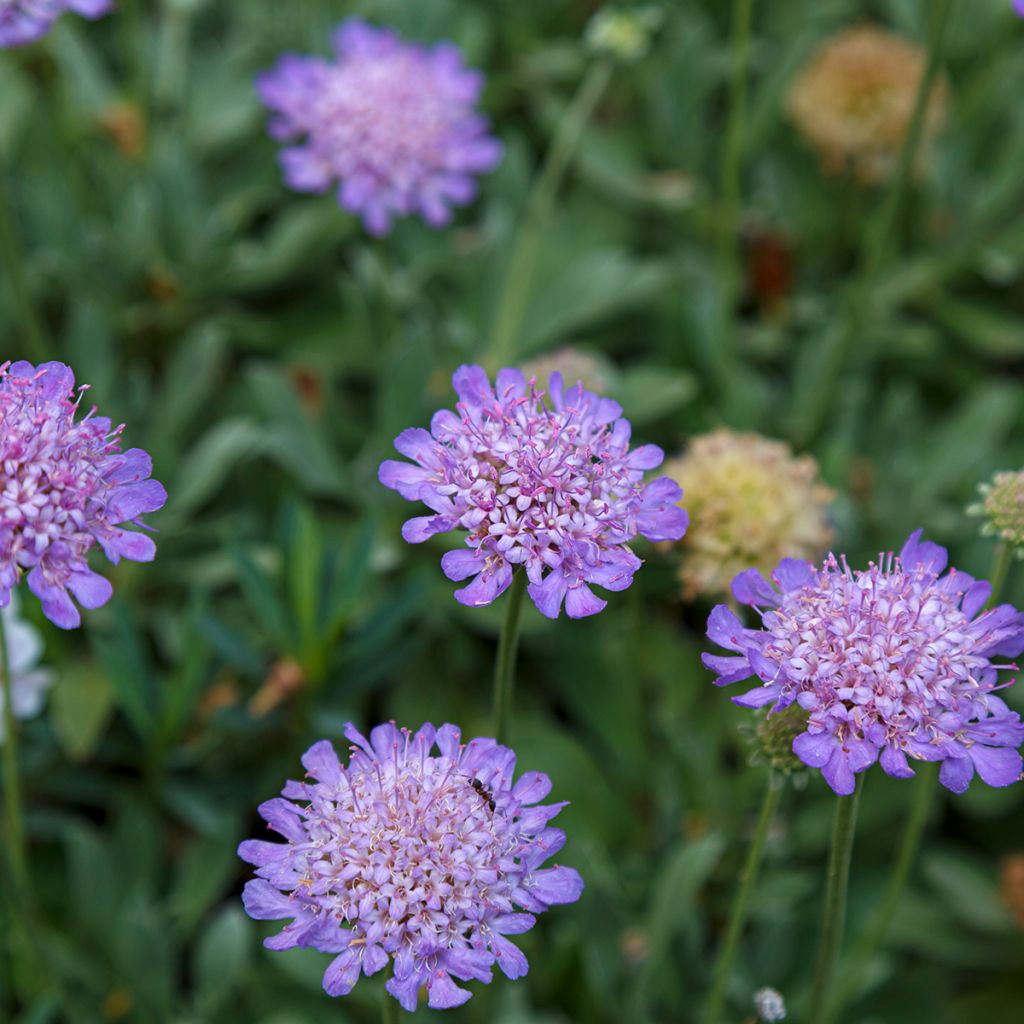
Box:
(968, 470, 1024, 556)
(585, 6, 664, 63)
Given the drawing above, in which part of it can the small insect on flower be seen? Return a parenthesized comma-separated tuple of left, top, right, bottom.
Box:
(256, 18, 503, 236)
(238, 722, 584, 1011)
(471, 776, 497, 813)
(0, 361, 167, 629)
(0, 0, 112, 48)
(378, 364, 688, 618)
(704, 531, 1024, 795)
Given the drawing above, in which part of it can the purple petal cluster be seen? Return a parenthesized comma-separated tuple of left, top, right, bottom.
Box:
(379, 365, 688, 618)
(0, 361, 167, 629)
(238, 722, 583, 1011)
(255, 18, 503, 236)
(0, 0, 111, 48)
(704, 531, 1024, 795)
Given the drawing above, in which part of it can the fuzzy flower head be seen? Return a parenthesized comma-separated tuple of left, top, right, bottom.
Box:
(256, 19, 503, 236)
(0, 0, 111, 48)
(786, 25, 948, 184)
(239, 722, 584, 1012)
(0, 592, 54, 741)
(0, 361, 167, 629)
(663, 429, 833, 600)
(969, 470, 1024, 556)
(705, 531, 1024, 796)
(518, 347, 614, 399)
(378, 365, 688, 619)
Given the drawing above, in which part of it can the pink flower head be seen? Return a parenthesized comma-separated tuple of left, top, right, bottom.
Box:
(255, 19, 503, 236)
(0, 0, 112, 48)
(0, 361, 167, 629)
(239, 722, 584, 1011)
(379, 365, 688, 618)
(704, 531, 1024, 795)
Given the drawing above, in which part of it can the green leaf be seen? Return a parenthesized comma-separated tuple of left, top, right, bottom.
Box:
(170, 418, 268, 519)
(50, 662, 114, 762)
(193, 905, 252, 1017)
(169, 829, 244, 935)
(518, 248, 674, 355)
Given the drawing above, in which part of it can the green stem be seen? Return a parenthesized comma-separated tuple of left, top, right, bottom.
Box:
(486, 60, 613, 368)
(0, 175, 48, 364)
(703, 775, 782, 1024)
(834, 766, 932, 1018)
(714, 0, 755, 399)
(492, 571, 528, 745)
(858, 2, 953, 291)
(794, 0, 955, 444)
(987, 542, 1014, 608)
(382, 989, 400, 1024)
(0, 610, 26, 890)
(808, 776, 863, 1024)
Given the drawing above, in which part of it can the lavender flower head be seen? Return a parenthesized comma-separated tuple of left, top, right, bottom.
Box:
(256, 19, 503, 236)
(0, 0, 111, 48)
(378, 365, 688, 618)
(704, 531, 1024, 796)
(238, 722, 584, 1011)
(0, 361, 167, 629)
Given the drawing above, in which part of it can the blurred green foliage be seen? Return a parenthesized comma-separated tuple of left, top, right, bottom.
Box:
(1, 1, 1024, 1022)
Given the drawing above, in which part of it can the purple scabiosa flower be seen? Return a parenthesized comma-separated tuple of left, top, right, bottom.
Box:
(704, 531, 1024, 796)
(238, 722, 584, 1011)
(378, 365, 688, 619)
(0, 361, 167, 629)
(0, 0, 112, 48)
(255, 19, 503, 236)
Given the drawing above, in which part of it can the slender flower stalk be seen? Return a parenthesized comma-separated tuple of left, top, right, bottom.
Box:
(808, 777, 863, 1024)
(704, 776, 782, 1024)
(493, 569, 527, 745)
(794, 0, 956, 443)
(987, 543, 1014, 608)
(0, 178, 48, 364)
(487, 59, 612, 367)
(835, 765, 933, 1017)
(382, 992, 399, 1024)
(0, 611, 25, 887)
(715, 0, 755, 398)
(857, 2, 954, 294)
